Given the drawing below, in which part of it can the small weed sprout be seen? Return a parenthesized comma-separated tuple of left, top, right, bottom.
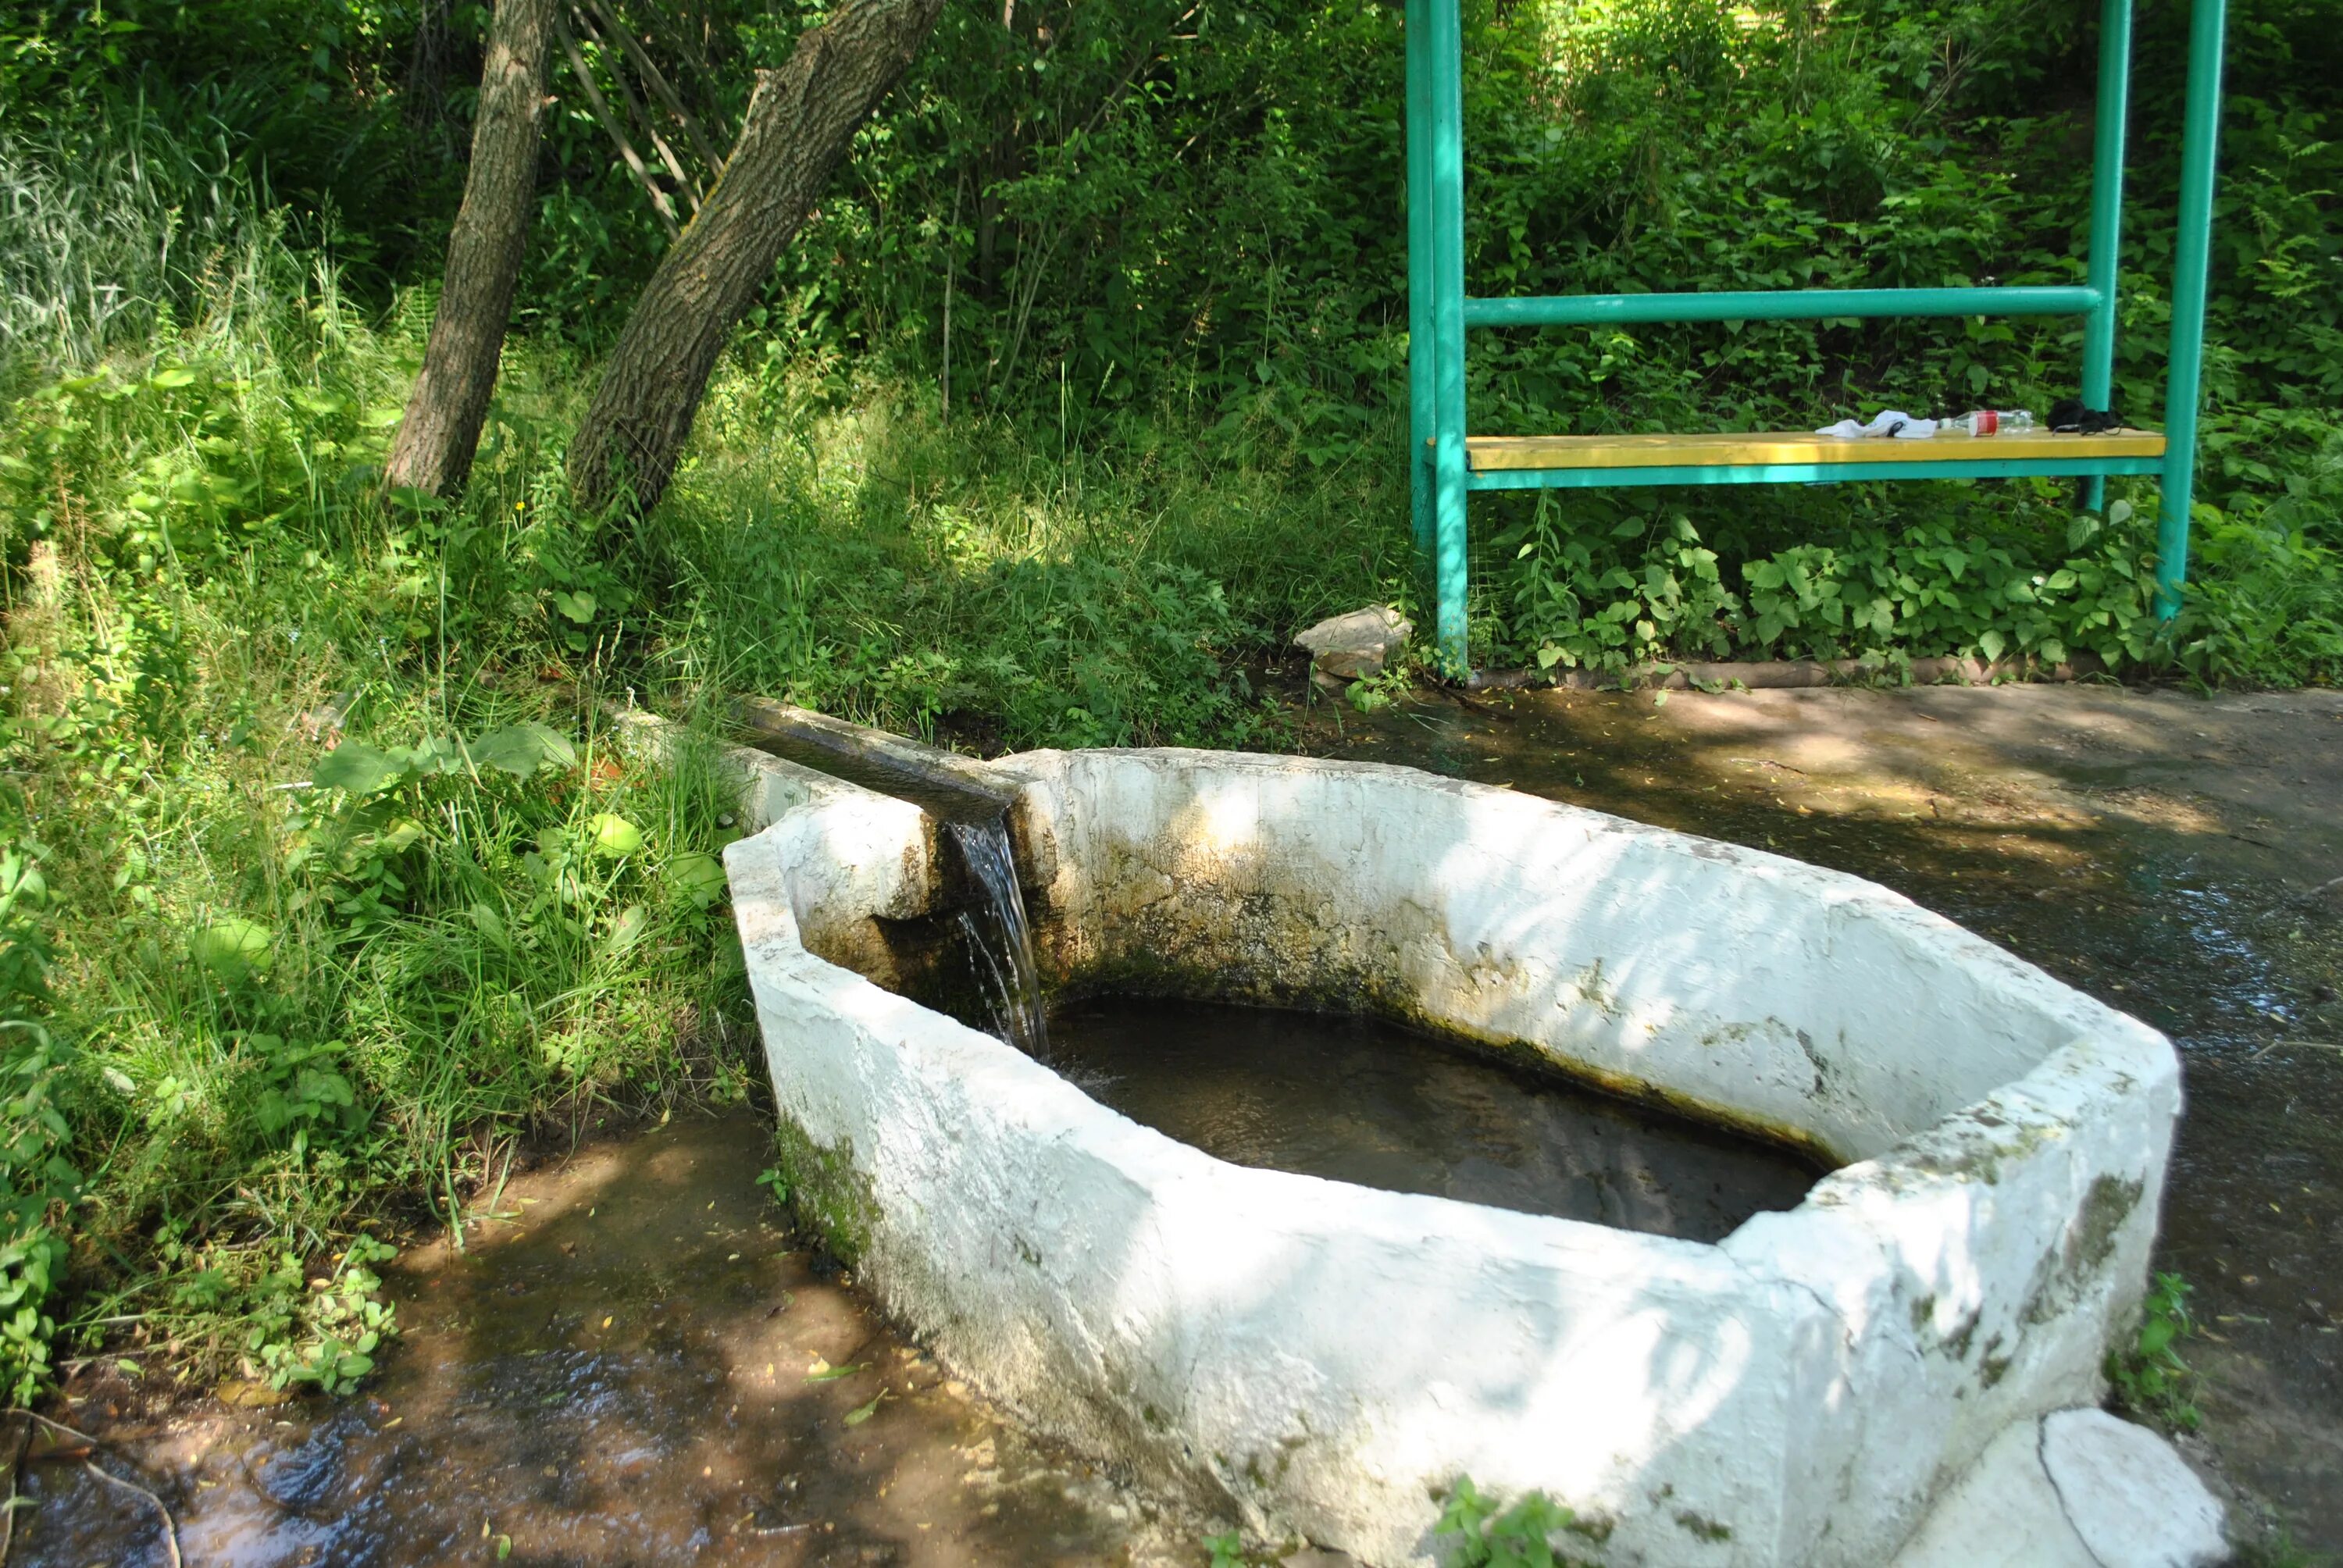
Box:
(1345, 660, 1414, 715)
(1436, 1476, 1581, 1567)
(2107, 1270, 2202, 1431)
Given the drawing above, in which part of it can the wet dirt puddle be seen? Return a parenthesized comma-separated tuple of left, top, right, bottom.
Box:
(1302, 681, 2343, 1554)
(14, 1108, 1182, 1567)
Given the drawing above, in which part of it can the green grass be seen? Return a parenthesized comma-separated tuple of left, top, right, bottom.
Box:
(0, 189, 759, 1400)
(639, 369, 1410, 748)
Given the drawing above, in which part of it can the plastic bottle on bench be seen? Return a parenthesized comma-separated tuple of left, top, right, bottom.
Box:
(1955, 408, 2035, 437)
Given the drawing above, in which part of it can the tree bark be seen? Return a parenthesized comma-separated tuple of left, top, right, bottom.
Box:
(567, 0, 943, 519)
(383, 0, 557, 499)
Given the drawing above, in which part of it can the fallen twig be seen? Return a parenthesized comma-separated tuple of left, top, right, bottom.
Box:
(1437, 686, 1517, 722)
(2246, 1039, 2342, 1062)
(1, 1411, 31, 1568)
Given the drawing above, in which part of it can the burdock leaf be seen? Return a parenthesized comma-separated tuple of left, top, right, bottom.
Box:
(465, 722, 578, 778)
(311, 741, 405, 796)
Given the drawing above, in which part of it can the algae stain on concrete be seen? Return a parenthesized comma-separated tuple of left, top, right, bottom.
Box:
(770, 1114, 881, 1267)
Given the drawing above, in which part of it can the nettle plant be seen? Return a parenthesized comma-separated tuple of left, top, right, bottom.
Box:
(1435, 1476, 1591, 1568)
(2108, 1270, 2202, 1432)
(1485, 485, 2167, 676)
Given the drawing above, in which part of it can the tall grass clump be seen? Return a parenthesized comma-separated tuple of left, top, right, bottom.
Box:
(0, 145, 753, 1406)
(640, 363, 1413, 749)
(0, 109, 290, 382)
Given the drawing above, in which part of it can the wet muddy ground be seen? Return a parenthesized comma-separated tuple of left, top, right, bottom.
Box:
(1297, 680, 2343, 1556)
(21, 680, 2343, 1563)
(12, 1110, 1186, 1567)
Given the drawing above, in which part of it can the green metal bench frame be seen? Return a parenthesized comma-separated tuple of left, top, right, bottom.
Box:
(1404, 0, 2230, 670)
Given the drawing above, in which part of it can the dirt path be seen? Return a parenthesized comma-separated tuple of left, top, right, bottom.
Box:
(1300, 680, 2343, 1556)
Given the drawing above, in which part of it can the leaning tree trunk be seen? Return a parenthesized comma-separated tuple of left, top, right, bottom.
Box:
(383, 0, 557, 499)
(567, 0, 943, 519)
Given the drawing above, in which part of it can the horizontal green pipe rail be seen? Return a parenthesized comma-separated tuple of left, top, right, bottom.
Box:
(1466, 454, 2166, 490)
(1460, 285, 2102, 330)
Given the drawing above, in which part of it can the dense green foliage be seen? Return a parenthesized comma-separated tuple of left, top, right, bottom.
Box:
(0, 255, 755, 1400)
(0, 0, 2337, 1405)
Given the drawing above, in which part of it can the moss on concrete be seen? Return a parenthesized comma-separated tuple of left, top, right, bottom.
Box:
(770, 1114, 880, 1267)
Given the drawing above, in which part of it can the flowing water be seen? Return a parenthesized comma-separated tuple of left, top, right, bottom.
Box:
(746, 732, 1048, 1059)
(1050, 996, 1822, 1243)
(945, 817, 1050, 1060)
(8, 1109, 1175, 1567)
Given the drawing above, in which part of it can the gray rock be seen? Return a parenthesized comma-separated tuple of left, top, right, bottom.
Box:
(1890, 1417, 2099, 1568)
(1892, 1410, 2229, 1568)
(1294, 606, 1411, 683)
(2042, 1409, 2228, 1567)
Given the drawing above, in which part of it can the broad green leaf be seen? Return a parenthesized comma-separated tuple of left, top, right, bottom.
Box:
(670, 853, 727, 909)
(587, 814, 644, 858)
(600, 903, 648, 955)
(191, 918, 274, 982)
(551, 590, 597, 624)
(148, 365, 196, 388)
(842, 1391, 886, 1426)
(400, 736, 468, 776)
(468, 903, 512, 950)
(466, 722, 578, 778)
(311, 742, 405, 796)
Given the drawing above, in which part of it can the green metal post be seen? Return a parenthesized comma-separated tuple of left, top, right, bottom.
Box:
(1405, 0, 1435, 565)
(2080, 0, 2133, 512)
(2157, 0, 2226, 620)
(1429, 0, 1469, 672)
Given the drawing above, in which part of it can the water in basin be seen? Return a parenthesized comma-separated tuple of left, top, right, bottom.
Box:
(1050, 996, 1825, 1243)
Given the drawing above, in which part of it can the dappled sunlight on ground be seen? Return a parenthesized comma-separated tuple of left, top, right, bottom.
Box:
(16, 1110, 1175, 1567)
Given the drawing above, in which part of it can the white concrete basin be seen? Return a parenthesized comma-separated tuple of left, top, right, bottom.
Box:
(723, 747, 2180, 1566)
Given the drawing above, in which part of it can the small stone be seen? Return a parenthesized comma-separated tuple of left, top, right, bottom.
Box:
(216, 1378, 293, 1409)
(1293, 606, 1411, 683)
(1891, 1417, 2093, 1568)
(2041, 1409, 2227, 1567)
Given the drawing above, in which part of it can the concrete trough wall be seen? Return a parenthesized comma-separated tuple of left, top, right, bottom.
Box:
(725, 747, 2181, 1566)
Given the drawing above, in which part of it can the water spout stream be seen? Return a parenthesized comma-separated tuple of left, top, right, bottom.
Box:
(946, 815, 1050, 1059)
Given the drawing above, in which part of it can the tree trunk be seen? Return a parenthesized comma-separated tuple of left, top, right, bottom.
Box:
(383, 0, 557, 500)
(567, 0, 943, 519)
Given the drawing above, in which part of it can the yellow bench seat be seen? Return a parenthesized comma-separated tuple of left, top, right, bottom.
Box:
(1464, 428, 2167, 472)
